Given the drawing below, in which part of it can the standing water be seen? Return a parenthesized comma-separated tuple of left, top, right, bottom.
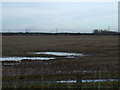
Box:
(0, 57, 56, 61)
(31, 52, 85, 57)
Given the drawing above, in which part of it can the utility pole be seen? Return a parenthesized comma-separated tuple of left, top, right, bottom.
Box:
(108, 25, 111, 31)
(9, 29, 10, 33)
(56, 28, 58, 33)
(26, 28, 28, 33)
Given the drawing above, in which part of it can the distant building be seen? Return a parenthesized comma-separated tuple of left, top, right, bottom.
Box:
(93, 29, 117, 35)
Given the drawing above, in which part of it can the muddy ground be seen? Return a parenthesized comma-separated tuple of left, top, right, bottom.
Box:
(2, 35, 119, 88)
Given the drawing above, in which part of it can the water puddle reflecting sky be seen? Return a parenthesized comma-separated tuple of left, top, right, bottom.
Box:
(57, 79, 119, 84)
(0, 57, 56, 61)
(1, 52, 86, 62)
(31, 52, 85, 56)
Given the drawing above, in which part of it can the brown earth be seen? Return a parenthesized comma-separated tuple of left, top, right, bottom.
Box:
(2, 35, 118, 56)
(2, 35, 118, 76)
(2, 35, 119, 88)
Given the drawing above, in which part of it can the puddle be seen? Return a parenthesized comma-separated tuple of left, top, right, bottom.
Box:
(3, 63, 20, 66)
(0, 57, 56, 61)
(1, 52, 86, 62)
(74, 70, 98, 73)
(1, 52, 85, 62)
(82, 79, 119, 83)
(31, 52, 85, 57)
(44, 62, 52, 65)
(56, 79, 119, 84)
(57, 80, 76, 83)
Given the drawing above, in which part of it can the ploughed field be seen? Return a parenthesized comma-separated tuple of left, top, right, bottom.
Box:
(2, 35, 119, 88)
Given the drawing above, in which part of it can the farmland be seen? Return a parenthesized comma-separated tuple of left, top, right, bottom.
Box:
(2, 35, 119, 89)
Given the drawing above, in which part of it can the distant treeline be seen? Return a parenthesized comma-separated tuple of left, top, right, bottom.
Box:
(93, 29, 119, 35)
(1, 32, 120, 36)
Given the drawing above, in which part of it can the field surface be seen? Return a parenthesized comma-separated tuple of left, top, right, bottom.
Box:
(2, 35, 119, 89)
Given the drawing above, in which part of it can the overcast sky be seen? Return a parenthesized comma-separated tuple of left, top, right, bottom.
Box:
(2, 2, 118, 33)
